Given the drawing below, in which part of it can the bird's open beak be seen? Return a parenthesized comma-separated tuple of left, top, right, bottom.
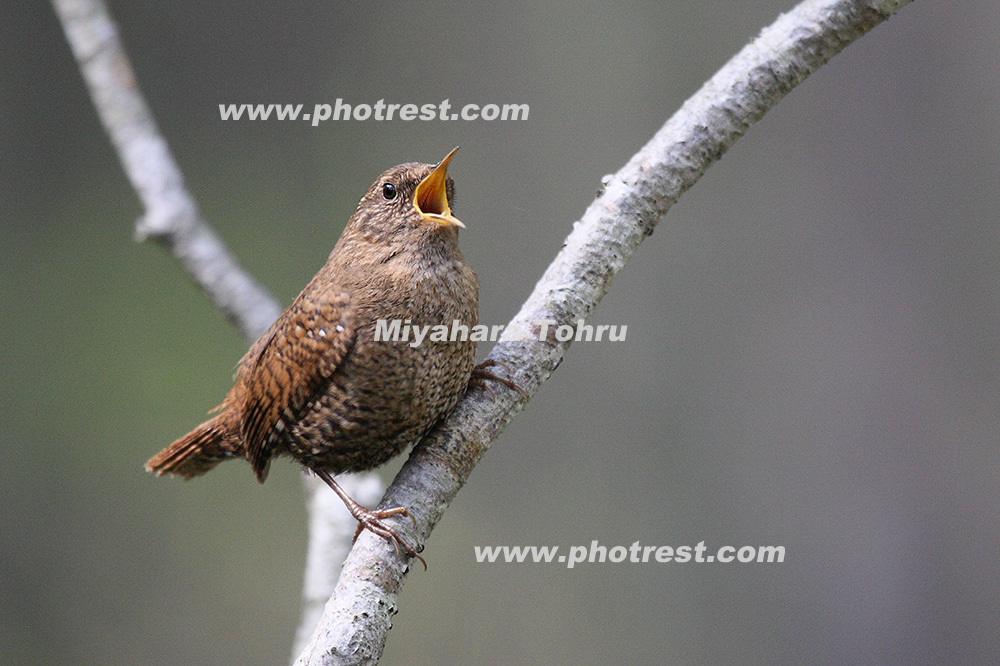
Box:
(414, 146, 464, 228)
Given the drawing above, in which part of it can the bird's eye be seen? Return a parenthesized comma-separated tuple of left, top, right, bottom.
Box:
(381, 182, 397, 201)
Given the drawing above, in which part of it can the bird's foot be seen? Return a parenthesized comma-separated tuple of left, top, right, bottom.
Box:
(315, 469, 426, 569)
(470, 359, 528, 400)
(350, 505, 426, 570)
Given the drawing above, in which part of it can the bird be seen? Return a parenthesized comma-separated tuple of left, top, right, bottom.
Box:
(146, 148, 516, 566)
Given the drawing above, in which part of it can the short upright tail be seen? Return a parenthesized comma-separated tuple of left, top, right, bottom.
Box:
(145, 414, 241, 479)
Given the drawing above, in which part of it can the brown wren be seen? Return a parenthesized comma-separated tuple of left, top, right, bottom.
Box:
(147, 148, 485, 564)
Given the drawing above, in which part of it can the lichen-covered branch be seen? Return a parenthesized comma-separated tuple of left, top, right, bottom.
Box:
(55, 0, 914, 662)
(293, 0, 912, 664)
(291, 475, 387, 660)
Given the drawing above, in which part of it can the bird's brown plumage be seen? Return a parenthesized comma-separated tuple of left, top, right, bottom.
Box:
(146, 149, 477, 562)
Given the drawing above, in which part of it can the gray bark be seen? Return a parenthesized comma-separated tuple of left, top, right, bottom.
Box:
(52, 0, 913, 664)
(50, 1, 385, 659)
(293, 1, 912, 663)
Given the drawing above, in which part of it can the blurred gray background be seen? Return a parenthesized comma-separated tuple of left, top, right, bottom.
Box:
(4, 1, 1000, 664)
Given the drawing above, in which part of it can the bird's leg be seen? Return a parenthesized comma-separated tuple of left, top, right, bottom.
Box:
(314, 469, 426, 570)
(470, 359, 529, 399)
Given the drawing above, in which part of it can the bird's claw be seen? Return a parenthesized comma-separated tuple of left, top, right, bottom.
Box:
(352, 506, 426, 570)
(470, 359, 528, 399)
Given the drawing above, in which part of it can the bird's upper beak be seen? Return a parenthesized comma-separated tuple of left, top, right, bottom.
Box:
(414, 147, 464, 228)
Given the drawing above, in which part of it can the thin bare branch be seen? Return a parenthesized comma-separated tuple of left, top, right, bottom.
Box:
(52, 0, 280, 339)
(51, 1, 382, 657)
(293, 0, 913, 664)
(55, 0, 914, 662)
(291, 475, 386, 661)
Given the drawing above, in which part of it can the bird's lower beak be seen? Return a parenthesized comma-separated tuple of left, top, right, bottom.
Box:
(414, 146, 464, 228)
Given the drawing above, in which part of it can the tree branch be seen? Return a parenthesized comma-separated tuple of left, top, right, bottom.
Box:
(55, 0, 913, 662)
(50, 0, 385, 657)
(52, 0, 280, 339)
(292, 0, 912, 664)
